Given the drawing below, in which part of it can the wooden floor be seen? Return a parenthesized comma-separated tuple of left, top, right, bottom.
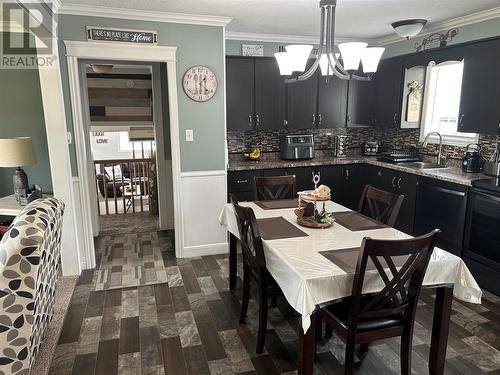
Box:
(49, 230, 500, 375)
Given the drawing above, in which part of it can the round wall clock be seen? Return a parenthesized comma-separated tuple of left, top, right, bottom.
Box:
(182, 65, 218, 102)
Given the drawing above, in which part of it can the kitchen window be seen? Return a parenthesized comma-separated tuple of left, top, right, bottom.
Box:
(421, 60, 478, 146)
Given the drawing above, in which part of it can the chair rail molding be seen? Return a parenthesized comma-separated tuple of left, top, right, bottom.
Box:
(64, 40, 184, 263)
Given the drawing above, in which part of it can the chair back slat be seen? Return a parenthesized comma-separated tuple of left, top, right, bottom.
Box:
(253, 175, 297, 201)
(230, 194, 267, 270)
(357, 185, 405, 227)
(348, 229, 440, 326)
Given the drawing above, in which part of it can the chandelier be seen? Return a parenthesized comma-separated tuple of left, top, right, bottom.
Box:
(275, 0, 385, 83)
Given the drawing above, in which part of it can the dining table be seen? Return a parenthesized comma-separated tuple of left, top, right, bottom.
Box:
(218, 198, 482, 375)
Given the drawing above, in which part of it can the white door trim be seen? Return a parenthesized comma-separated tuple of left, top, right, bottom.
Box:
(64, 40, 184, 266)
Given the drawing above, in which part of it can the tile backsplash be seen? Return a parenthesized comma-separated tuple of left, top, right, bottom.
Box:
(227, 127, 499, 161)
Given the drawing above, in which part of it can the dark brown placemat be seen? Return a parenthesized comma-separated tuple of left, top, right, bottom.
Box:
(254, 199, 299, 210)
(257, 217, 309, 240)
(320, 247, 409, 273)
(332, 211, 389, 231)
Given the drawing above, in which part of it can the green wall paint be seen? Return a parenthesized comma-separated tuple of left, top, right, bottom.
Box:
(0, 33, 53, 197)
(383, 17, 500, 58)
(58, 15, 226, 173)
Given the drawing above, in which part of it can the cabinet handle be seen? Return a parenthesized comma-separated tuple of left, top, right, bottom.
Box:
(248, 115, 253, 128)
(393, 113, 399, 125)
(345, 169, 350, 180)
(459, 114, 465, 128)
(347, 114, 352, 123)
(397, 177, 402, 189)
(318, 114, 323, 125)
(391, 176, 396, 188)
(312, 113, 316, 126)
(255, 114, 260, 127)
(236, 179, 248, 184)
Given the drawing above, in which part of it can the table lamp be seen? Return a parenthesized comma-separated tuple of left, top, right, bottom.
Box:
(0, 137, 37, 201)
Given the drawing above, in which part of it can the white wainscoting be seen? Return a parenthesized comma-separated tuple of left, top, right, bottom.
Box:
(180, 170, 228, 257)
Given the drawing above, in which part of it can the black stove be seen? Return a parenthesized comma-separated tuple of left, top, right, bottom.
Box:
(471, 177, 500, 193)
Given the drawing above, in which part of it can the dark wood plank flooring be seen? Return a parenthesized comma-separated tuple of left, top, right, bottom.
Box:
(49, 230, 500, 374)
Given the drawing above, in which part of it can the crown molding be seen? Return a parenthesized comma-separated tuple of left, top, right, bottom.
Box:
(377, 6, 500, 45)
(57, 3, 233, 27)
(224, 31, 377, 44)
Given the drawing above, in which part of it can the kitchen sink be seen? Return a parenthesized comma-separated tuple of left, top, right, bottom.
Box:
(401, 162, 449, 169)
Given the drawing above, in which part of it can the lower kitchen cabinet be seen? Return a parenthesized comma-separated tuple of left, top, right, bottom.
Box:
(414, 177, 468, 256)
(227, 170, 261, 201)
(377, 168, 417, 234)
(286, 167, 316, 192)
(342, 164, 368, 210)
(316, 165, 344, 204)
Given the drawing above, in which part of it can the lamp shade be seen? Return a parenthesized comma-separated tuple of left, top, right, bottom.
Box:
(0, 137, 37, 167)
(274, 52, 294, 76)
(338, 42, 368, 72)
(284, 45, 313, 73)
(361, 47, 385, 74)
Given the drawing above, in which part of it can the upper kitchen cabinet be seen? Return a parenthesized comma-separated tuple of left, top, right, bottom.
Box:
(346, 79, 374, 127)
(226, 57, 255, 131)
(226, 56, 285, 131)
(372, 57, 404, 128)
(254, 58, 286, 130)
(458, 38, 500, 135)
(317, 75, 348, 128)
(286, 61, 318, 130)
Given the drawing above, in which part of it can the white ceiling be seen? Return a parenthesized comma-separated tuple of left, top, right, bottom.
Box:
(60, 0, 500, 40)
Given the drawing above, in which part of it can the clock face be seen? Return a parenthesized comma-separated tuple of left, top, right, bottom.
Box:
(183, 65, 218, 102)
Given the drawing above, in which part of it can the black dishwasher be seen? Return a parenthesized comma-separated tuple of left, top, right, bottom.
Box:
(463, 178, 500, 295)
(414, 177, 468, 257)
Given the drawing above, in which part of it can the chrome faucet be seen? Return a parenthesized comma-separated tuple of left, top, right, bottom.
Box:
(422, 132, 444, 165)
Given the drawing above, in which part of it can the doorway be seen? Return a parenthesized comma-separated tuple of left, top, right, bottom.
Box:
(64, 41, 182, 271)
(83, 63, 163, 235)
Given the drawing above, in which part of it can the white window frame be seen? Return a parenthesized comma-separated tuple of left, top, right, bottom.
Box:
(420, 60, 479, 147)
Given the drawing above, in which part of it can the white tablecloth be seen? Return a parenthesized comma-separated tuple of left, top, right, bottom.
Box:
(219, 201, 482, 333)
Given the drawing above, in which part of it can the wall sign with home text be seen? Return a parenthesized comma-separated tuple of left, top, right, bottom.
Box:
(86, 26, 158, 45)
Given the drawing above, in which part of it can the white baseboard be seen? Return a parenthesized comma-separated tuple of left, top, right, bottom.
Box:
(181, 242, 229, 258)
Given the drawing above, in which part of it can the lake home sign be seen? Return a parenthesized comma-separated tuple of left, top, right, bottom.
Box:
(86, 27, 158, 45)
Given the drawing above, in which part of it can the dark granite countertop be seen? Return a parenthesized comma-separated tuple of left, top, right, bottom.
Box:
(227, 156, 486, 186)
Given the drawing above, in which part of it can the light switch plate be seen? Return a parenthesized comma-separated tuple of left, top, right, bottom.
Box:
(185, 129, 194, 142)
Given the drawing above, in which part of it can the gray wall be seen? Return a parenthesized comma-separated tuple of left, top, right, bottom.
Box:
(58, 15, 226, 173)
(0, 32, 53, 197)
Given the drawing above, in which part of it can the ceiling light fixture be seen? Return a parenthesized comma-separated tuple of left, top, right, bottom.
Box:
(391, 19, 427, 39)
(275, 0, 385, 83)
(90, 64, 114, 73)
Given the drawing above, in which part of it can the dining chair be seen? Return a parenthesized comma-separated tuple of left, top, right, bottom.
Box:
(357, 185, 405, 227)
(316, 229, 441, 375)
(253, 175, 297, 201)
(230, 194, 282, 354)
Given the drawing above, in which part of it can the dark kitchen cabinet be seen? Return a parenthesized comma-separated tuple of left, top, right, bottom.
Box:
(458, 38, 500, 135)
(316, 165, 344, 203)
(342, 165, 363, 210)
(286, 167, 316, 192)
(286, 67, 318, 130)
(255, 59, 285, 130)
(346, 79, 374, 127)
(227, 170, 262, 202)
(226, 58, 254, 131)
(377, 168, 417, 234)
(226, 57, 285, 131)
(372, 57, 404, 128)
(414, 177, 468, 256)
(317, 76, 348, 128)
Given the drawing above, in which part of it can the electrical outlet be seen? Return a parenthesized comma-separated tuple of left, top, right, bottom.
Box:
(185, 129, 194, 142)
